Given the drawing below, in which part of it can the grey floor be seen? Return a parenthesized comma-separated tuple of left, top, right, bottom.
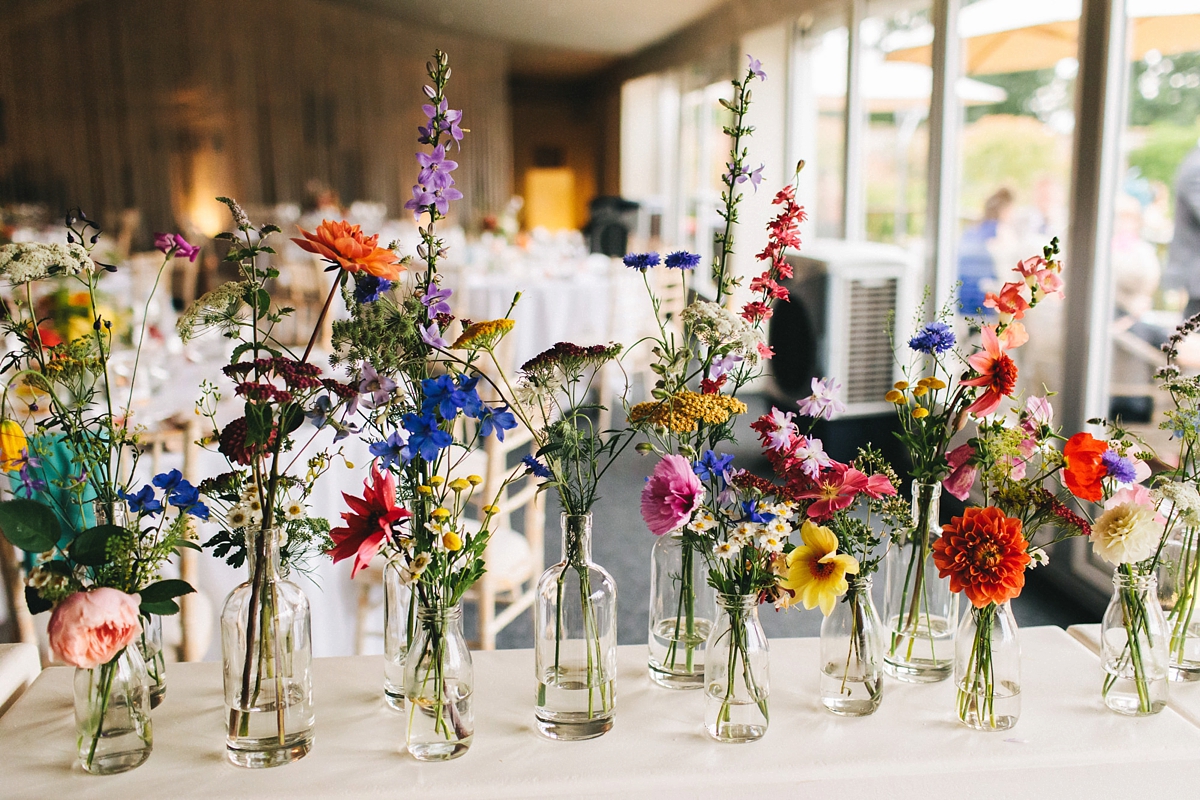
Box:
(491, 393, 1098, 650)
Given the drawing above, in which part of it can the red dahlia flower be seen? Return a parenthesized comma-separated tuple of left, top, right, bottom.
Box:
(932, 506, 1030, 608)
(328, 465, 411, 577)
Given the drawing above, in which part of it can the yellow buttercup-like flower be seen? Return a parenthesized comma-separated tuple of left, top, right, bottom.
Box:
(920, 376, 948, 390)
(448, 478, 470, 493)
(467, 475, 483, 486)
(912, 407, 930, 419)
(482, 504, 500, 515)
(778, 521, 859, 615)
(442, 530, 464, 551)
(893, 380, 909, 390)
(429, 476, 445, 487)
(885, 390, 905, 404)
(431, 507, 451, 520)
(417, 485, 433, 495)
(912, 385, 928, 397)
(0, 420, 27, 472)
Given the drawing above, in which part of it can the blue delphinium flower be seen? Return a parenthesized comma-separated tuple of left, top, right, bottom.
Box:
(120, 484, 163, 516)
(478, 405, 518, 441)
(167, 481, 210, 519)
(152, 469, 184, 493)
(693, 450, 735, 482)
(305, 395, 333, 428)
(908, 321, 956, 355)
(421, 374, 459, 419)
(370, 430, 408, 470)
(354, 273, 392, 304)
(623, 252, 660, 272)
(401, 413, 453, 463)
(1101, 450, 1138, 484)
(521, 455, 553, 479)
(665, 251, 701, 270)
(740, 499, 775, 524)
(453, 374, 484, 418)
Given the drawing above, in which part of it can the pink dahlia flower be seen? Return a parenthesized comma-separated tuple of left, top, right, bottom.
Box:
(641, 454, 705, 535)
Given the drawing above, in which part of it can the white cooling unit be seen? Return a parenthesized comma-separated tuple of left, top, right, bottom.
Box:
(769, 239, 918, 418)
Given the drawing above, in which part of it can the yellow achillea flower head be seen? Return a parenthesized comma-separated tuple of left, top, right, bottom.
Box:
(452, 318, 514, 350)
(778, 521, 859, 615)
(628, 391, 748, 434)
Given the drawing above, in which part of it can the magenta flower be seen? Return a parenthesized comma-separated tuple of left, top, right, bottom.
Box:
(173, 234, 200, 262)
(797, 377, 847, 420)
(942, 443, 979, 501)
(153, 232, 175, 254)
(640, 454, 705, 536)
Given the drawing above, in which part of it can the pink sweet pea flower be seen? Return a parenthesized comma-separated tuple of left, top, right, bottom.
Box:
(943, 443, 978, 501)
(641, 454, 705, 535)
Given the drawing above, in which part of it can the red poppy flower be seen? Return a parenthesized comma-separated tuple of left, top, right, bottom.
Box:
(961, 326, 1018, 417)
(292, 220, 403, 281)
(1063, 432, 1108, 503)
(932, 506, 1030, 608)
(328, 465, 411, 577)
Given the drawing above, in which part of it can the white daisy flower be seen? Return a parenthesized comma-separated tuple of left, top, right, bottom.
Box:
(757, 534, 785, 553)
(227, 505, 249, 528)
(284, 502, 305, 521)
(730, 522, 759, 546)
(713, 541, 737, 560)
(688, 511, 717, 533)
(767, 518, 793, 537)
(410, 552, 432, 576)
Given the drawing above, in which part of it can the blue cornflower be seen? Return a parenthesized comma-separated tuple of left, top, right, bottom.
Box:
(623, 252, 660, 272)
(152, 469, 184, 493)
(908, 321, 956, 355)
(1101, 450, 1138, 484)
(478, 405, 518, 441)
(665, 251, 701, 270)
(740, 499, 775, 524)
(120, 484, 163, 516)
(693, 450, 735, 482)
(369, 430, 408, 470)
(522, 455, 553, 479)
(354, 273, 392, 304)
(401, 413, 453, 463)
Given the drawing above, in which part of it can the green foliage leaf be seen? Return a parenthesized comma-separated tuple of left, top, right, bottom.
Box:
(69, 524, 125, 566)
(139, 599, 180, 615)
(139, 579, 195, 603)
(24, 586, 51, 615)
(244, 402, 274, 448)
(0, 499, 61, 553)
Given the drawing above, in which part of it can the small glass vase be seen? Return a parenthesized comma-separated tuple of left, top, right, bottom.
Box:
(1102, 569, 1169, 715)
(648, 531, 714, 689)
(535, 513, 617, 740)
(138, 613, 166, 709)
(883, 481, 958, 682)
(704, 593, 769, 743)
(384, 557, 414, 711)
(820, 575, 883, 716)
(221, 526, 315, 768)
(1158, 526, 1200, 682)
(75, 645, 153, 775)
(404, 601, 473, 761)
(954, 600, 1020, 731)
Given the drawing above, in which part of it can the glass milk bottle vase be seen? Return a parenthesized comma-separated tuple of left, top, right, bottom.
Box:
(75, 645, 153, 775)
(648, 531, 714, 688)
(704, 593, 769, 743)
(139, 614, 166, 709)
(404, 601, 473, 760)
(954, 600, 1020, 731)
(820, 576, 883, 716)
(1102, 569, 1169, 715)
(1159, 526, 1200, 681)
(883, 481, 958, 682)
(384, 559, 414, 710)
(535, 513, 617, 740)
(221, 526, 315, 768)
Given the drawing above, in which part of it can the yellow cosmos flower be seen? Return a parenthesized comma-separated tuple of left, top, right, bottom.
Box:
(442, 531, 463, 551)
(448, 478, 470, 493)
(885, 390, 905, 404)
(0, 420, 27, 472)
(778, 521, 859, 615)
(912, 407, 930, 419)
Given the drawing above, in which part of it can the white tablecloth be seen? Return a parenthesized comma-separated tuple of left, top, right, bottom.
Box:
(2, 628, 1199, 798)
(0, 643, 40, 718)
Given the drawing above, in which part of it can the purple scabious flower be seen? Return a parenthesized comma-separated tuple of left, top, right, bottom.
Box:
(354, 273, 392, 304)
(1101, 450, 1138, 484)
(908, 321, 956, 355)
(665, 251, 700, 270)
(623, 252, 660, 271)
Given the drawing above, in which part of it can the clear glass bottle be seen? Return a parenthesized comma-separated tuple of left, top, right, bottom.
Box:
(883, 481, 958, 682)
(383, 558, 413, 711)
(1102, 569, 1169, 715)
(139, 613, 166, 709)
(954, 600, 1020, 731)
(75, 644, 153, 774)
(820, 575, 883, 716)
(704, 593, 769, 743)
(221, 527, 315, 768)
(648, 531, 714, 689)
(535, 513, 617, 740)
(1158, 526, 1200, 682)
(404, 601, 473, 760)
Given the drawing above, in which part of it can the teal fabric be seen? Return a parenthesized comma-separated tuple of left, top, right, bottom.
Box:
(12, 433, 97, 568)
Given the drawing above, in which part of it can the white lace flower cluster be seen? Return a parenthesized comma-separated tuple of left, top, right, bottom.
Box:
(680, 300, 767, 363)
(691, 500, 797, 560)
(0, 242, 93, 284)
(1153, 481, 1200, 528)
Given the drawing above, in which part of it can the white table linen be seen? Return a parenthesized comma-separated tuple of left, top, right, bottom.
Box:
(0, 642, 40, 718)
(2, 627, 1199, 798)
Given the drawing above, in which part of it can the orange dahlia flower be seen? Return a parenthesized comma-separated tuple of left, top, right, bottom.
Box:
(932, 506, 1030, 608)
(961, 326, 1018, 417)
(291, 220, 402, 281)
(1063, 432, 1108, 503)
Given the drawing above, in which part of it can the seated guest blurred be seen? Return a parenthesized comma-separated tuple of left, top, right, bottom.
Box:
(300, 179, 342, 229)
(957, 188, 1014, 317)
(1165, 145, 1200, 318)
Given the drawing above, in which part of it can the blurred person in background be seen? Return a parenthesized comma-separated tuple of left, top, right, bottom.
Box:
(957, 187, 1014, 317)
(1164, 144, 1200, 318)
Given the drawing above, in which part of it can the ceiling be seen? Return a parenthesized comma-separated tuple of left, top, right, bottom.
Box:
(356, 0, 728, 77)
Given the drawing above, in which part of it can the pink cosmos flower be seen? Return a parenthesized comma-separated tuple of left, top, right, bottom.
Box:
(942, 443, 979, 501)
(788, 435, 832, 480)
(797, 377, 847, 420)
(48, 588, 142, 669)
(761, 407, 797, 451)
(1024, 396, 1053, 431)
(641, 454, 705, 535)
(798, 464, 869, 521)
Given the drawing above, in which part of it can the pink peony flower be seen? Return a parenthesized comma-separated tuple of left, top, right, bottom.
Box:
(943, 443, 979, 501)
(641, 454, 705, 535)
(48, 588, 142, 669)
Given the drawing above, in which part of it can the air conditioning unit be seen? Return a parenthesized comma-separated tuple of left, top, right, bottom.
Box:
(769, 239, 919, 418)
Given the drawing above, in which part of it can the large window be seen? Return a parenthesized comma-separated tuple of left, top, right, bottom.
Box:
(797, 23, 850, 239)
